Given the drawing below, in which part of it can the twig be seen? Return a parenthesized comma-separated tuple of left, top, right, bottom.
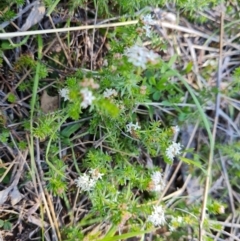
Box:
(48, 15, 73, 67)
(0, 21, 138, 39)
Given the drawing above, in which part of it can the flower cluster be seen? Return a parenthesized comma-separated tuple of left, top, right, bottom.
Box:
(165, 141, 182, 161)
(172, 125, 180, 134)
(141, 14, 154, 37)
(149, 171, 166, 192)
(142, 14, 155, 25)
(75, 168, 104, 192)
(80, 88, 95, 109)
(59, 78, 98, 109)
(103, 88, 118, 98)
(124, 45, 160, 69)
(126, 122, 141, 134)
(59, 88, 70, 101)
(147, 205, 166, 226)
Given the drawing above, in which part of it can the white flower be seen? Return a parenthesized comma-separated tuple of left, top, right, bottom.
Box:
(75, 173, 96, 191)
(217, 205, 225, 214)
(150, 171, 166, 192)
(103, 88, 118, 98)
(89, 168, 104, 180)
(124, 45, 159, 69)
(142, 14, 154, 37)
(124, 45, 148, 69)
(75, 169, 103, 191)
(165, 142, 182, 161)
(172, 125, 180, 133)
(142, 14, 154, 25)
(147, 205, 166, 226)
(126, 122, 141, 134)
(80, 88, 95, 109)
(59, 88, 69, 101)
(146, 50, 160, 64)
(143, 24, 152, 37)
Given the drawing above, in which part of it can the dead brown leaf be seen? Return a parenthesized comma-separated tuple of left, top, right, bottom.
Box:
(40, 90, 59, 113)
(9, 186, 23, 206)
(28, 215, 48, 228)
(20, 1, 46, 31)
(0, 156, 25, 205)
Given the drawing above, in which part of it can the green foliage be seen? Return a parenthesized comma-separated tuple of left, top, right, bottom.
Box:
(0, 0, 25, 22)
(0, 128, 10, 143)
(176, 0, 221, 15)
(43, 0, 55, 8)
(0, 1, 236, 240)
(18, 140, 27, 150)
(38, 63, 49, 79)
(32, 113, 59, 140)
(45, 157, 67, 196)
(0, 167, 11, 184)
(61, 226, 84, 241)
(219, 141, 240, 189)
(0, 219, 12, 230)
(0, 9, 16, 21)
(14, 55, 36, 72)
(66, 0, 220, 17)
(7, 93, 16, 103)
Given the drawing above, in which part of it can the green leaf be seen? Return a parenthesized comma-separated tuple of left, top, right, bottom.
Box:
(0, 220, 4, 227)
(182, 61, 193, 74)
(180, 157, 206, 174)
(153, 91, 161, 100)
(148, 76, 156, 86)
(3, 221, 12, 230)
(1, 41, 13, 50)
(168, 54, 177, 68)
(99, 228, 155, 241)
(1, 36, 29, 49)
(61, 123, 83, 138)
(160, 63, 169, 74)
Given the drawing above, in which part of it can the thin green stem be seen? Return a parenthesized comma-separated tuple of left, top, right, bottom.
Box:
(29, 35, 43, 186)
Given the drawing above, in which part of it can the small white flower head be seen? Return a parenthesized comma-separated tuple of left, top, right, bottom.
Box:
(75, 173, 96, 191)
(141, 14, 154, 37)
(124, 45, 148, 69)
(126, 122, 141, 134)
(103, 88, 118, 98)
(165, 142, 182, 161)
(75, 169, 103, 191)
(217, 205, 225, 214)
(172, 125, 180, 134)
(146, 50, 160, 64)
(147, 205, 166, 226)
(89, 168, 104, 180)
(142, 14, 154, 25)
(143, 24, 152, 37)
(80, 88, 95, 109)
(149, 171, 166, 192)
(59, 88, 69, 101)
(124, 45, 159, 69)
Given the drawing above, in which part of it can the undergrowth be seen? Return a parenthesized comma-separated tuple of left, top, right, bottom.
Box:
(0, 1, 239, 241)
